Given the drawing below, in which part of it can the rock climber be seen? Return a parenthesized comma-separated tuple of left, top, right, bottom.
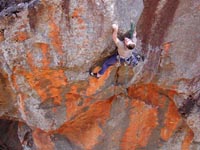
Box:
(90, 23, 143, 79)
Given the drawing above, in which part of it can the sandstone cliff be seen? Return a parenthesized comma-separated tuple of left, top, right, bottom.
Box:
(0, 0, 200, 149)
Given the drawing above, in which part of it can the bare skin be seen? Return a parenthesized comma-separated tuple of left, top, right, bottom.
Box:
(94, 24, 136, 78)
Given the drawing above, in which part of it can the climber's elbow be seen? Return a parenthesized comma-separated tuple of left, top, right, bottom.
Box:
(112, 32, 119, 44)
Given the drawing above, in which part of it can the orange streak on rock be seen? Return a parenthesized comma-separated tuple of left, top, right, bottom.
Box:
(34, 43, 50, 68)
(65, 93, 82, 119)
(78, 18, 84, 24)
(86, 67, 112, 96)
(18, 93, 28, 118)
(79, 25, 86, 30)
(160, 101, 181, 141)
(56, 99, 113, 150)
(14, 31, 29, 42)
(182, 128, 194, 150)
(72, 8, 83, 18)
(128, 84, 167, 108)
(49, 20, 63, 55)
(71, 7, 86, 30)
(70, 85, 78, 94)
(23, 69, 67, 104)
(0, 32, 4, 42)
(52, 107, 57, 113)
(167, 89, 177, 99)
(11, 68, 28, 119)
(26, 51, 36, 70)
(11, 68, 20, 90)
(32, 129, 54, 150)
(121, 100, 158, 150)
(66, 83, 93, 120)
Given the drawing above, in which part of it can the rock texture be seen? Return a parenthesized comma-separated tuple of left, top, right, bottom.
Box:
(0, 0, 200, 149)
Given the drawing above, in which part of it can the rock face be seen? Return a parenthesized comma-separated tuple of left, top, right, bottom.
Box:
(0, 0, 200, 149)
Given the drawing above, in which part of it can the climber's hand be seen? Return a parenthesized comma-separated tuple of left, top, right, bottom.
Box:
(112, 24, 118, 31)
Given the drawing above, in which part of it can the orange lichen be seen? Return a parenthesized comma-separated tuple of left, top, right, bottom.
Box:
(160, 101, 181, 141)
(79, 25, 86, 30)
(34, 43, 50, 68)
(0, 32, 4, 42)
(26, 51, 36, 70)
(44, 4, 63, 55)
(22, 69, 67, 104)
(66, 83, 95, 120)
(11, 68, 28, 117)
(65, 93, 83, 119)
(71, 8, 83, 18)
(18, 93, 28, 117)
(48, 20, 63, 55)
(55, 98, 113, 150)
(13, 6, 66, 105)
(86, 67, 113, 97)
(14, 31, 29, 42)
(128, 84, 170, 108)
(121, 100, 158, 150)
(32, 129, 54, 150)
(70, 85, 79, 94)
(13, 37, 67, 104)
(77, 18, 84, 24)
(71, 7, 86, 29)
(128, 83, 182, 146)
(181, 128, 194, 150)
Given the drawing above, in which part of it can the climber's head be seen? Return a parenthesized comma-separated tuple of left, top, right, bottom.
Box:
(124, 37, 135, 50)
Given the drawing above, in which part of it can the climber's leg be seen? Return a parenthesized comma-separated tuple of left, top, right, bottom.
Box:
(98, 53, 118, 75)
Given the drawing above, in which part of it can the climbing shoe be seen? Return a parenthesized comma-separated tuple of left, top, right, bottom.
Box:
(89, 72, 100, 79)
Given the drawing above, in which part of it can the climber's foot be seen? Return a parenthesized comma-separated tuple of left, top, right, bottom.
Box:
(89, 72, 101, 79)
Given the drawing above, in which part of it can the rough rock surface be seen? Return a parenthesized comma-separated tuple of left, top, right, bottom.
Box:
(0, 0, 200, 149)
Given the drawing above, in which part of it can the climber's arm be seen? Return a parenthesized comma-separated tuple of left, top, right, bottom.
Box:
(131, 29, 137, 44)
(130, 22, 137, 43)
(132, 29, 137, 39)
(112, 24, 120, 44)
(130, 22, 136, 38)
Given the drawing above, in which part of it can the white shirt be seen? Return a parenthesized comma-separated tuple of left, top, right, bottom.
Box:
(116, 32, 137, 58)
